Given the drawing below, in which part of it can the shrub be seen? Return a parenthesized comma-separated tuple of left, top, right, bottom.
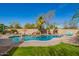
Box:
(10, 29, 18, 34)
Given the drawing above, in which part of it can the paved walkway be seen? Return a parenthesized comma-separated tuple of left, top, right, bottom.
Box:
(0, 46, 11, 55)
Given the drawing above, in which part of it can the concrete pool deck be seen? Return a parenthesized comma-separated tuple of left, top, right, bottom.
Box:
(18, 38, 62, 47)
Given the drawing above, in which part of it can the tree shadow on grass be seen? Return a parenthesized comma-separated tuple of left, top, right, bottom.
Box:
(8, 47, 18, 56)
(8, 41, 24, 56)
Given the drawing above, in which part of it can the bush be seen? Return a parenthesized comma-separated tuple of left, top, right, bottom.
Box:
(10, 29, 18, 34)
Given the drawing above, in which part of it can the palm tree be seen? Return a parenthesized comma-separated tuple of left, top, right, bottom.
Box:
(36, 16, 45, 34)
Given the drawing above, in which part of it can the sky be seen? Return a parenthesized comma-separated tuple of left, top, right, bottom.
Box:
(0, 3, 79, 26)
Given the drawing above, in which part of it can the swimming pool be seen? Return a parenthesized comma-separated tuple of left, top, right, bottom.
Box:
(9, 35, 62, 43)
(9, 36, 21, 43)
(65, 32, 73, 36)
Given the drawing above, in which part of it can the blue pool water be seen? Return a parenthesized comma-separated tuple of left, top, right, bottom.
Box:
(9, 36, 21, 43)
(9, 35, 62, 43)
(65, 32, 73, 36)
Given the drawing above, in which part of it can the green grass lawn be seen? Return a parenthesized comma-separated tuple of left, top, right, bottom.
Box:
(8, 43, 79, 56)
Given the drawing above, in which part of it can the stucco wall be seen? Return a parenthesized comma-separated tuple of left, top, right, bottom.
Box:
(16, 29, 79, 34)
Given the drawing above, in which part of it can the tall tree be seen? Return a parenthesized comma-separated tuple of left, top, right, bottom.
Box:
(36, 16, 45, 33)
(64, 21, 69, 29)
(14, 23, 22, 29)
(0, 24, 5, 32)
(43, 10, 55, 31)
(9, 21, 22, 29)
(24, 23, 36, 29)
(69, 9, 79, 29)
